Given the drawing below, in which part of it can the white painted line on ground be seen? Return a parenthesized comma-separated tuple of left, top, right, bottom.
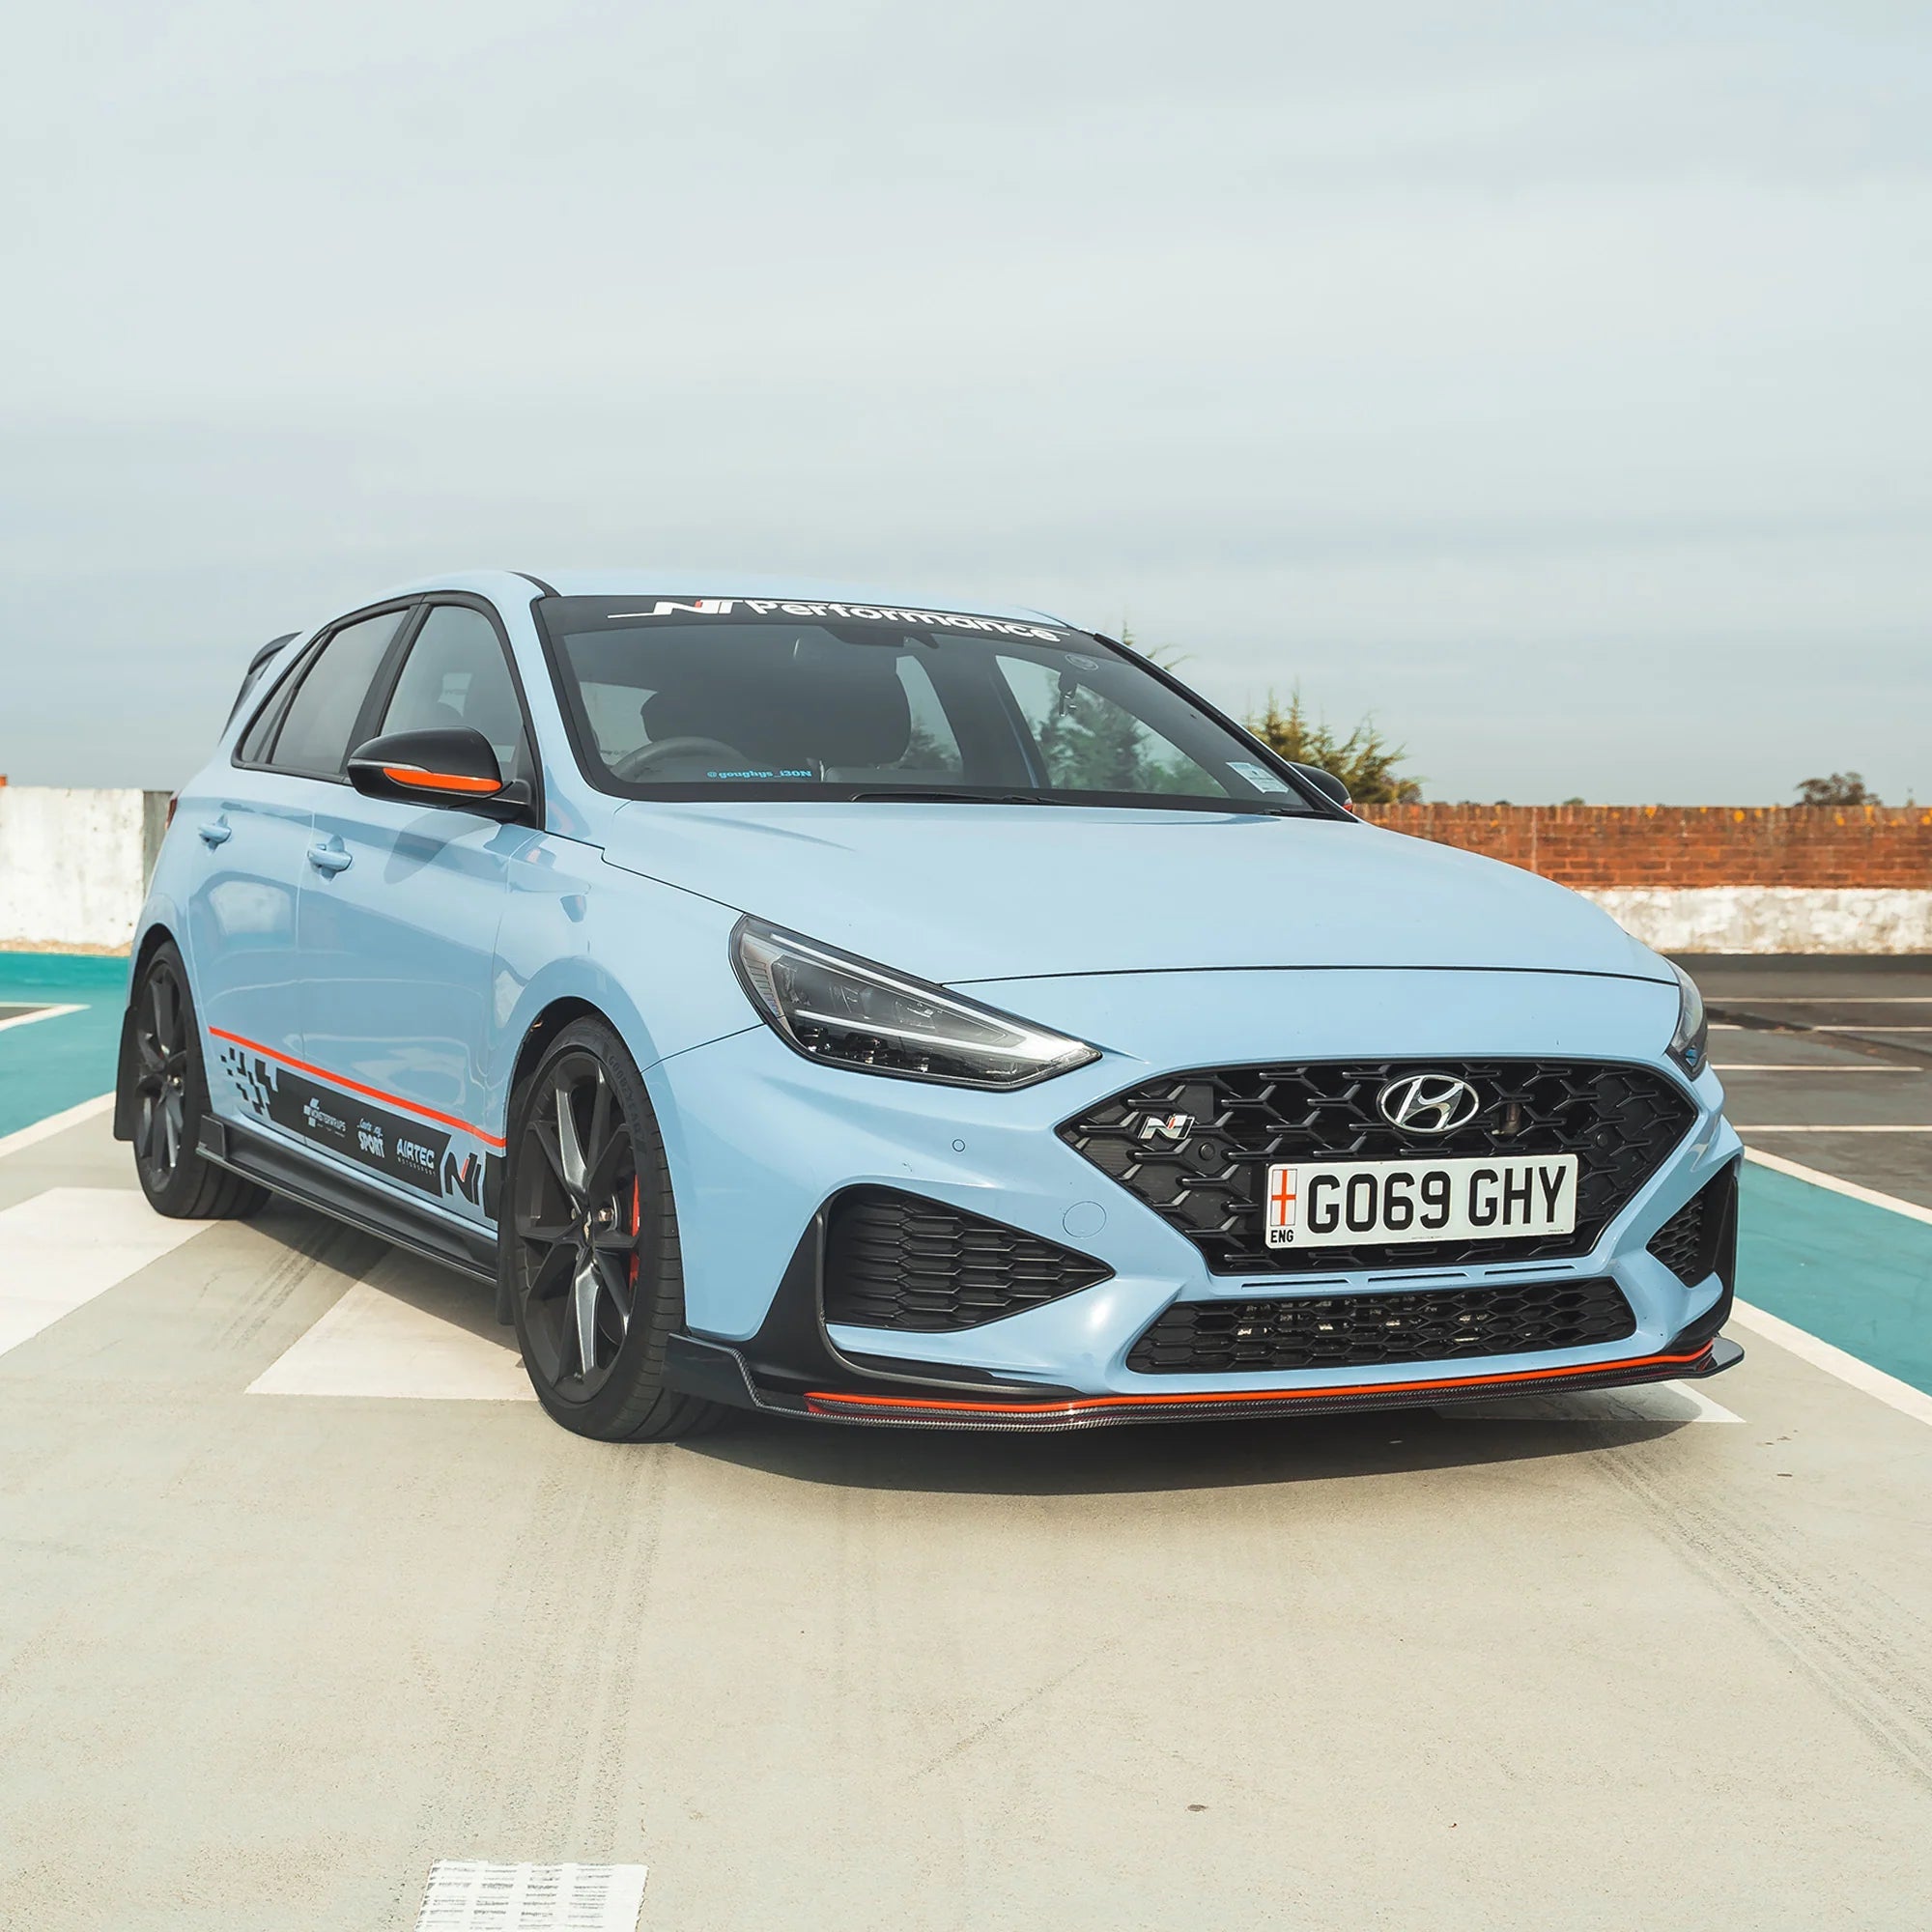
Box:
(415, 1861, 647, 1930)
(1442, 1379, 1742, 1423)
(1731, 1299, 1932, 1430)
(0, 1187, 213, 1359)
(1713, 1065, 1919, 1073)
(1812, 1024, 1932, 1033)
(1743, 1124, 1932, 1133)
(0, 1003, 83, 1035)
(248, 1275, 534, 1401)
(1745, 1147, 1932, 1226)
(1707, 1024, 1932, 1033)
(1720, 996, 1932, 1005)
(0, 1093, 115, 1161)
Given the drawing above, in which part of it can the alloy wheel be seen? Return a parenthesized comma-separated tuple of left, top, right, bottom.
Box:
(132, 959, 191, 1188)
(513, 1051, 643, 1400)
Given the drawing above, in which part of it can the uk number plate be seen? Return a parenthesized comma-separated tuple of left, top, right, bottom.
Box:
(1263, 1153, 1579, 1250)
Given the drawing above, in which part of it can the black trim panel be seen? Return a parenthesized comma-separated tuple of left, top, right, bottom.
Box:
(660, 1212, 1084, 1412)
(666, 1331, 1743, 1431)
(197, 1117, 497, 1282)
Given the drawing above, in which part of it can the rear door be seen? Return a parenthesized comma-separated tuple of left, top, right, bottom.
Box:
(189, 607, 412, 1125)
(297, 598, 540, 1228)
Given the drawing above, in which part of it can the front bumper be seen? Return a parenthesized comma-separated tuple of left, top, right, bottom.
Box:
(664, 1246, 1743, 1429)
(646, 967, 1744, 1427)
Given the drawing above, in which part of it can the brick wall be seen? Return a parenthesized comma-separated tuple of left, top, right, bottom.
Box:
(1354, 804, 1932, 889)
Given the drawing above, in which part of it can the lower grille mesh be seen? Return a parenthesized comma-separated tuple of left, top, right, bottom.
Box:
(1646, 1163, 1739, 1289)
(1127, 1277, 1637, 1375)
(823, 1187, 1112, 1331)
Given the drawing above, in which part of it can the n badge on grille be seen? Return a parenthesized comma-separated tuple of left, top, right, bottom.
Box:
(1134, 1112, 1195, 1142)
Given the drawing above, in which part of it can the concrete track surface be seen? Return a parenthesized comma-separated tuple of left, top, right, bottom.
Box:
(2, 1109, 1930, 1931)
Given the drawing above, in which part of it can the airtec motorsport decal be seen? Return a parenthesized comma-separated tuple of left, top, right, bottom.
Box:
(214, 1043, 501, 1217)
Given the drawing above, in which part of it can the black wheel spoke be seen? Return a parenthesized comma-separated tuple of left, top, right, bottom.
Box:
(530, 1118, 575, 1201)
(592, 1248, 633, 1320)
(553, 1077, 590, 1193)
(152, 972, 178, 1054)
(583, 1123, 633, 1206)
(526, 1240, 575, 1304)
(571, 1251, 603, 1378)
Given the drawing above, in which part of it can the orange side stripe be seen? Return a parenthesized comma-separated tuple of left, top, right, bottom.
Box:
(381, 764, 502, 794)
(208, 1027, 507, 1150)
(806, 1346, 1715, 1416)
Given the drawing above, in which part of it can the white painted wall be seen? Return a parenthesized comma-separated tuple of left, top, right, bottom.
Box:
(1587, 887, 1932, 955)
(1, 786, 1926, 954)
(0, 787, 170, 952)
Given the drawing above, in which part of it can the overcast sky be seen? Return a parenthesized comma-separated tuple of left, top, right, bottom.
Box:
(4, 0, 1927, 802)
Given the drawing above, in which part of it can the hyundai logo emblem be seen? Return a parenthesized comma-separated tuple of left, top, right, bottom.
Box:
(1378, 1073, 1482, 1135)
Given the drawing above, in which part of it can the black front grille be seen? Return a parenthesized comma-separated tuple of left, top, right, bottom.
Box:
(822, 1187, 1112, 1331)
(1061, 1059, 1696, 1275)
(1127, 1277, 1637, 1375)
(1647, 1160, 1741, 1289)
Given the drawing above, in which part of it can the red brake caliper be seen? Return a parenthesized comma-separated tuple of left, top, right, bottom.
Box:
(629, 1176, 640, 1289)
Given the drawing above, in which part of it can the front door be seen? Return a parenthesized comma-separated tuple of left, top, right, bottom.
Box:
(297, 601, 539, 1229)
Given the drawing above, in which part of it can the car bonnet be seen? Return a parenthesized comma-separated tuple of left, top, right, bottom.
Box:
(601, 800, 1671, 987)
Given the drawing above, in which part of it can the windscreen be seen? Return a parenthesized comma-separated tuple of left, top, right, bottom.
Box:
(535, 597, 1317, 812)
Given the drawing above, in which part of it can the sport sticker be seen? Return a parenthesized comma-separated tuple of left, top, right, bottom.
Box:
(270, 1069, 446, 1196)
(216, 1043, 499, 1214)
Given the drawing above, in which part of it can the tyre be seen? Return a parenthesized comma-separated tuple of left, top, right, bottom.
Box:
(125, 941, 269, 1220)
(502, 1017, 722, 1440)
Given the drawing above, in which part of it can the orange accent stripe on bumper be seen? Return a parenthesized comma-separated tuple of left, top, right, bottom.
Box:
(208, 1027, 507, 1150)
(805, 1346, 1716, 1417)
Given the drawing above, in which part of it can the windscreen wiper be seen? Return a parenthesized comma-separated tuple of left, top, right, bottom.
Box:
(848, 788, 1069, 806)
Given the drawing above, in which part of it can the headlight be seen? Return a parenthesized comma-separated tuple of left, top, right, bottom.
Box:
(1667, 961, 1708, 1075)
(732, 917, 1101, 1090)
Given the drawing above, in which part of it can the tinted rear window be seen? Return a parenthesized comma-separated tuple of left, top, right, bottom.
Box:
(269, 611, 407, 778)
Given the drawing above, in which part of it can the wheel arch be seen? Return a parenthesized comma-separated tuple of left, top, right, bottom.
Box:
(505, 996, 609, 1105)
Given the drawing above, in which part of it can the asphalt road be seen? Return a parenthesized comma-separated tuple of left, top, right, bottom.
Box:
(2, 959, 1930, 1929)
(1686, 953, 1932, 1208)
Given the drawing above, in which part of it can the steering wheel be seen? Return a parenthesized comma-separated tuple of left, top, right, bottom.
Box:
(612, 736, 753, 781)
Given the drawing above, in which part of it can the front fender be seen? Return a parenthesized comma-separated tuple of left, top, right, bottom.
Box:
(486, 837, 757, 1135)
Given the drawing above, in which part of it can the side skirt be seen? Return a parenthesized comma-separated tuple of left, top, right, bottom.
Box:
(197, 1117, 498, 1284)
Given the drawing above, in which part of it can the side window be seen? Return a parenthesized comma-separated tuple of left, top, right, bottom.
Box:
(238, 662, 299, 762)
(377, 605, 530, 782)
(268, 611, 408, 778)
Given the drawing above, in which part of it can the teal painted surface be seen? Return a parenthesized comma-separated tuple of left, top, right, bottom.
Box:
(0, 953, 128, 1139)
(1739, 1162, 1932, 1397)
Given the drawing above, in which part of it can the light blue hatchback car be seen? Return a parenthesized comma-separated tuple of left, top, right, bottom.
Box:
(117, 572, 1743, 1437)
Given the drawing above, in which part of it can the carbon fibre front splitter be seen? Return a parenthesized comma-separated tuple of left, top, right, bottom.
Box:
(664, 1332, 1744, 1432)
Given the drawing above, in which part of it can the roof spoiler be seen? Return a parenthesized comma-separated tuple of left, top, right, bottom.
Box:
(224, 631, 301, 727)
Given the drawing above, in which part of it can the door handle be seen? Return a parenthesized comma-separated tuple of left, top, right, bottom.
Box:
(306, 839, 353, 875)
(198, 818, 232, 847)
